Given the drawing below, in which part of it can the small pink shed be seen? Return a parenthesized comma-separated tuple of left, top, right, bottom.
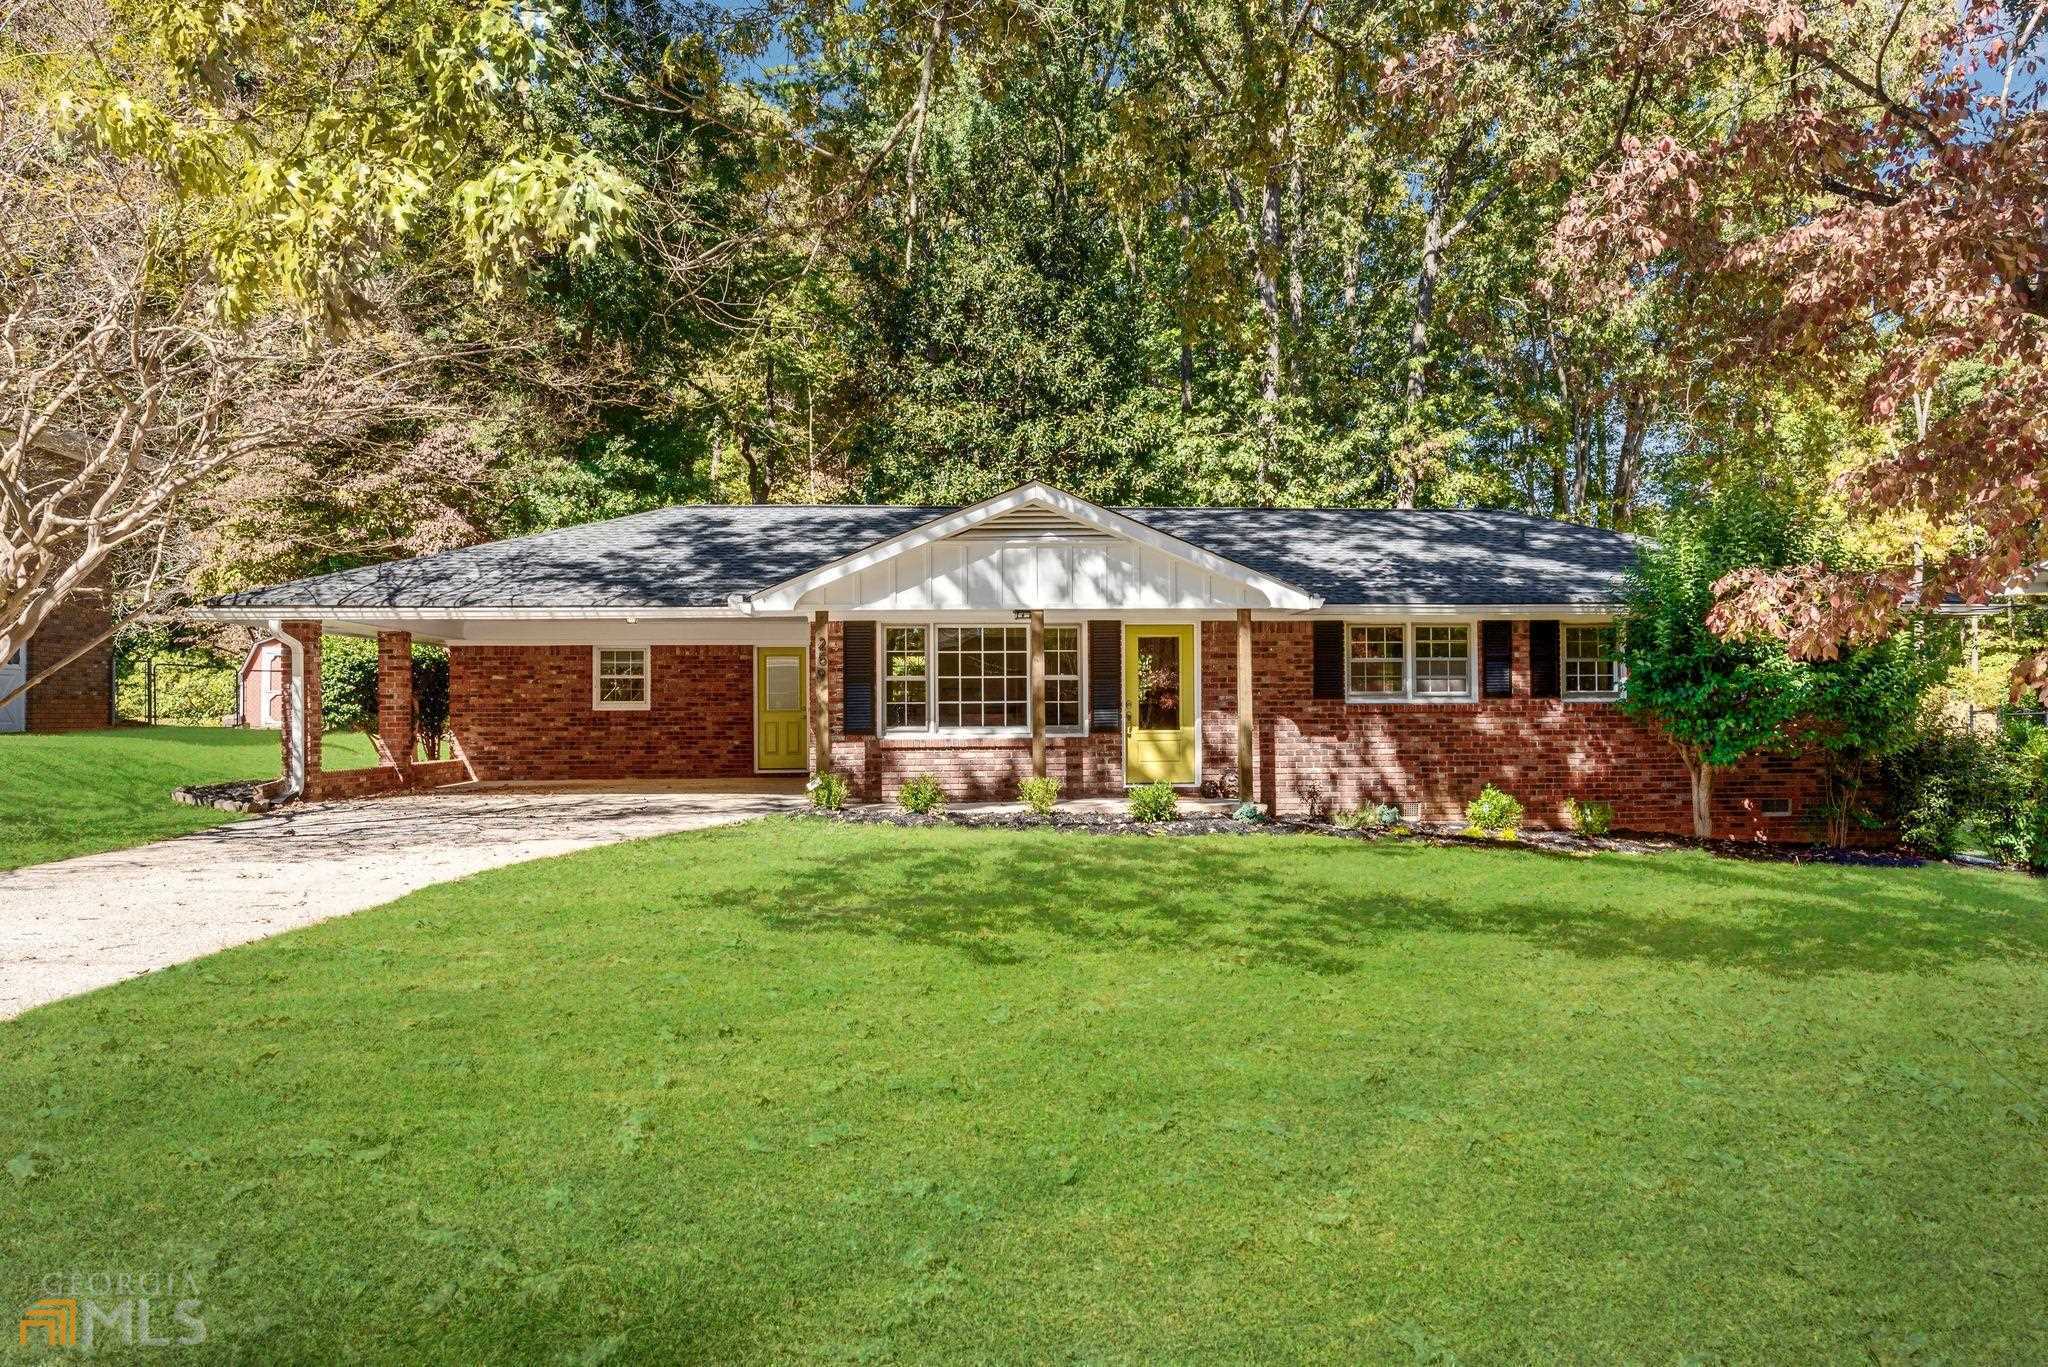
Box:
(238, 638, 287, 728)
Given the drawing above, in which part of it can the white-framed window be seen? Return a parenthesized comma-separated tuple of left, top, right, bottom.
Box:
(1348, 624, 1405, 697)
(1344, 621, 1474, 701)
(881, 622, 1086, 736)
(937, 625, 1029, 729)
(885, 626, 928, 729)
(593, 646, 650, 710)
(1045, 625, 1082, 729)
(1563, 623, 1623, 699)
(1413, 625, 1471, 697)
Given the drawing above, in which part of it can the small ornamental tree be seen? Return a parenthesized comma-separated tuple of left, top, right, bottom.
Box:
(1620, 497, 1816, 837)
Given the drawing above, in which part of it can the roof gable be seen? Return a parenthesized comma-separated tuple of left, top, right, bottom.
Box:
(743, 483, 1322, 613)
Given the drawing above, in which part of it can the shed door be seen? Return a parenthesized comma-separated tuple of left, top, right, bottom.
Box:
(259, 645, 285, 726)
(0, 645, 24, 733)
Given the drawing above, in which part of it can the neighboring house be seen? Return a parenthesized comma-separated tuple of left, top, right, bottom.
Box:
(198, 482, 1830, 836)
(0, 581, 115, 734)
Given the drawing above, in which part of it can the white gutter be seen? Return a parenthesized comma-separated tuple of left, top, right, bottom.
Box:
(196, 605, 753, 624)
(268, 619, 307, 802)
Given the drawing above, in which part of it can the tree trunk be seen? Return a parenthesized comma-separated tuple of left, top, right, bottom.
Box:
(1255, 163, 1286, 494)
(1677, 745, 1715, 839)
(1612, 390, 1649, 529)
(1396, 201, 1444, 511)
(1287, 157, 1306, 332)
(1177, 181, 1196, 415)
(1827, 760, 1864, 848)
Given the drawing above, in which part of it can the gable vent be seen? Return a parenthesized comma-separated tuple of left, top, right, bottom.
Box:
(946, 506, 1116, 541)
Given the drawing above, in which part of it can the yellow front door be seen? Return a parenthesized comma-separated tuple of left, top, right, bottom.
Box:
(1124, 624, 1196, 786)
(756, 647, 809, 772)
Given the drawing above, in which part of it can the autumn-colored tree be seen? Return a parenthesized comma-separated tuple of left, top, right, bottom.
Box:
(1547, 0, 2046, 685)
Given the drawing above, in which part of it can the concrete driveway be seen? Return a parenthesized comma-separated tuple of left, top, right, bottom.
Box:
(0, 782, 804, 1019)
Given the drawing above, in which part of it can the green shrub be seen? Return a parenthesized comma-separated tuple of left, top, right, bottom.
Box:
(1883, 716, 2048, 867)
(1128, 782, 1178, 822)
(1465, 784, 1525, 838)
(1018, 776, 1060, 815)
(808, 773, 849, 811)
(897, 775, 945, 815)
(320, 635, 381, 736)
(1565, 798, 1615, 837)
(1333, 803, 1403, 831)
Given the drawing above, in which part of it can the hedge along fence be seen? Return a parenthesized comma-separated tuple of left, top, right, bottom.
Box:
(116, 650, 239, 724)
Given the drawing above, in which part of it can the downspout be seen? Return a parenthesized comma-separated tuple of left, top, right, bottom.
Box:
(269, 618, 307, 802)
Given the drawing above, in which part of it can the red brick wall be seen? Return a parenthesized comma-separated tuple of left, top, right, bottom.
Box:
(447, 644, 756, 782)
(422, 619, 1844, 839)
(376, 630, 416, 770)
(25, 581, 113, 732)
(1200, 619, 1834, 839)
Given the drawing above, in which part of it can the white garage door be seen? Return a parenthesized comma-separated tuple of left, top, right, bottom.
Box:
(0, 645, 24, 733)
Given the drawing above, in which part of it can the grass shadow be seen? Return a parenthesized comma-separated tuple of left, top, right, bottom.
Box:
(739, 826, 2048, 980)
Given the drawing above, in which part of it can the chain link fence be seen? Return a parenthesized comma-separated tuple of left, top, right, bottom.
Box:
(116, 654, 239, 725)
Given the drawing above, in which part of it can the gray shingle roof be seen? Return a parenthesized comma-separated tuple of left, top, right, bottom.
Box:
(204, 502, 1637, 611)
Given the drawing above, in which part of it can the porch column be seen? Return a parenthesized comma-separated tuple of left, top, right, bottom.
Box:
(810, 609, 832, 778)
(277, 620, 323, 800)
(1028, 609, 1046, 779)
(1236, 609, 1254, 804)
(375, 630, 415, 774)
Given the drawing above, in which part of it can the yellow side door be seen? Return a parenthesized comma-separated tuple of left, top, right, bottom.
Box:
(1124, 624, 1196, 785)
(756, 647, 809, 772)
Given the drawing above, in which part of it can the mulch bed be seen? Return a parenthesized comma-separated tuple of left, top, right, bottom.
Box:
(813, 803, 1947, 869)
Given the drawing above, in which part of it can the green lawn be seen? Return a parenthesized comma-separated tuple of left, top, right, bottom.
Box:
(0, 727, 379, 869)
(5, 820, 2045, 1361)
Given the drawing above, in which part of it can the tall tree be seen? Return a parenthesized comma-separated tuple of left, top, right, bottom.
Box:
(2, 0, 636, 676)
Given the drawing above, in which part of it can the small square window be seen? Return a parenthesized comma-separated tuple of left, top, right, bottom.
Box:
(594, 647, 650, 710)
(1761, 798, 1793, 818)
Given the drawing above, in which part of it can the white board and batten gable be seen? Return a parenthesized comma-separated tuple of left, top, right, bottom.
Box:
(745, 483, 1321, 615)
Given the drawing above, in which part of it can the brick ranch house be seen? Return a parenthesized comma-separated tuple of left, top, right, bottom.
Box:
(197, 482, 1834, 837)
(1, 575, 115, 734)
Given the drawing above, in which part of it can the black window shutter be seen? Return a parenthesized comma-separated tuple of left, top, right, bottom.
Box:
(1529, 619, 1561, 699)
(1087, 620, 1121, 732)
(842, 621, 877, 736)
(1482, 621, 1513, 698)
(1311, 620, 1346, 699)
